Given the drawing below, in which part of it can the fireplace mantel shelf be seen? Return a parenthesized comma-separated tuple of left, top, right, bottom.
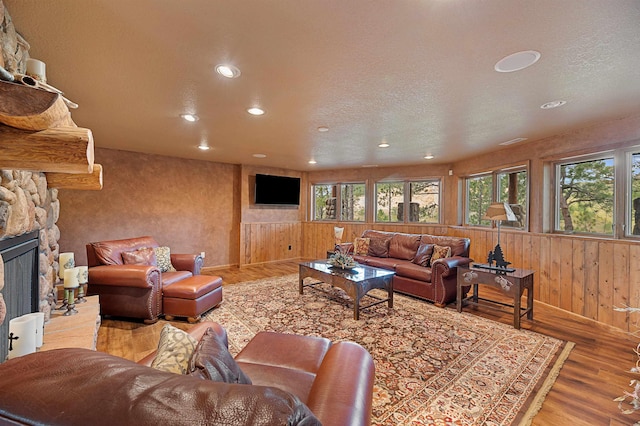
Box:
(0, 80, 103, 190)
(39, 295, 101, 352)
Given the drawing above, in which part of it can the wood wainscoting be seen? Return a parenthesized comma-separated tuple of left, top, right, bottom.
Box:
(302, 222, 640, 333)
(240, 221, 302, 266)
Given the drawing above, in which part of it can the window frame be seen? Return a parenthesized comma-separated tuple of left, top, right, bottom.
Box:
(310, 181, 366, 223)
(374, 178, 442, 224)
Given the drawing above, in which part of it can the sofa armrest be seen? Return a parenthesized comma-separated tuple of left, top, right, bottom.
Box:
(88, 265, 161, 289)
(431, 255, 473, 278)
(137, 321, 227, 367)
(171, 253, 203, 275)
(306, 341, 374, 426)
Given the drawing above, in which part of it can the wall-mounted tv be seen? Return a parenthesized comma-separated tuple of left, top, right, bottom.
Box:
(254, 174, 300, 206)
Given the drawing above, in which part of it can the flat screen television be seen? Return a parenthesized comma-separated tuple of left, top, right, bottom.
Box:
(254, 174, 300, 206)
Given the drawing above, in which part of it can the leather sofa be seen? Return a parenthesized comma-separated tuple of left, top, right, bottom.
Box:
(0, 321, 375, 425)
(86, 236, 222, 324)
(345, 230, 472, 306)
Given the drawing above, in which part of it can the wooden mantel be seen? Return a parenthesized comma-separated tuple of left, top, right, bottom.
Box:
(0, 80, 103, 190)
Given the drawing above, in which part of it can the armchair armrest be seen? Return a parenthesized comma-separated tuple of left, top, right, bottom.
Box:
(88, 265, 161, 289)
(307, 341, 374, 426)
(171, 253, 203, 275)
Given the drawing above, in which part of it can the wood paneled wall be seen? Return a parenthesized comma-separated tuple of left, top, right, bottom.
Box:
(241, 222, 302, 265)
(302, 221, 640, 332)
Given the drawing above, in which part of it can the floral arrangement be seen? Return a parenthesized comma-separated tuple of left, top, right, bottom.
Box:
(614, 305, 640, 425)
(328, 245, 357, 269)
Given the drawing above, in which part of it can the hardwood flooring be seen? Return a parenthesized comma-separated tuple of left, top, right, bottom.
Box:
(96, 261, 640, 425)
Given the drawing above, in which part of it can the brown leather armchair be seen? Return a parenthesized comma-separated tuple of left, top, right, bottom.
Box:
(86, 236, 204, 324)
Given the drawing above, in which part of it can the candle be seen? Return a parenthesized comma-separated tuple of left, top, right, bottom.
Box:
(59, 252, 75, 279)
(8, 315, 37, 359)
(63, 267, 80, 289)
(25, 58, 47, 83)
(23, 312, 45, 348)
(76, 266, 88, 284)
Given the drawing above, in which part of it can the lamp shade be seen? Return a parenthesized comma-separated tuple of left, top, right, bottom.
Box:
(483, 202, 517, 221)
(58, 252, 75, 279)
(63, 267, 80, 289)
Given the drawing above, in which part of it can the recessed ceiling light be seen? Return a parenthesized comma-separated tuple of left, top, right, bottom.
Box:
(317, 126, 329, 132)
(499, 137, 528, 146)
(215, 64, 241, 79)
(424, 154, 434, 160)
(247, 107, 265, 116)
(540, 100, 567, 109)
(378, 142, 390, 148)
(198, 145, 210, 151)
(252, 153, 267, 158)
(181, 114, 198, 122)
(308, 160, 317, 164)
(494, 50, 541, 73)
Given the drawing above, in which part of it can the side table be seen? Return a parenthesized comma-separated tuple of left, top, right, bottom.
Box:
(456, 264, 534, 329)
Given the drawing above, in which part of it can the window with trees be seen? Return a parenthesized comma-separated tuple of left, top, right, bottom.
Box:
(340, 183, 366, 221)
(630, 152, 640, 236)
(312, 184, 337, 221)
(376, 179, 441, 223)
(465, 166, 528, 229)
(555, 156, 614, 235)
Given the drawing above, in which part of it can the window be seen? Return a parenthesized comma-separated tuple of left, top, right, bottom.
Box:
(555, 156, 614, 235)
(376, 182, 404, 222)
(340, 183, 365, 222)
(408, 180, 440, 223)
(629, 152, 640, 236)
(466, 174, 493, 226)
(497, 168, 528, 229)
(312, 184, 337, 220)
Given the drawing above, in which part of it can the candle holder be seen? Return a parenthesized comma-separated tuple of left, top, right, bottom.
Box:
(75, 266, 88, 304)
(63, 288, 78, 316)
(63, 267, 80, 316)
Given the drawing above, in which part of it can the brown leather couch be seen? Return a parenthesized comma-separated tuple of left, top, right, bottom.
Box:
(0, 321, 375, 425)
(86, 236, 221, 324)
(346, 230, 472, 306)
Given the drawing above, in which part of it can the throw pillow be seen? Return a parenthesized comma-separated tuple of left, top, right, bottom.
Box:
(188, 327, 252, 384)
(354, 237, 370, 255)
(154, 246, 177, 272)
(430, 244, 452, 265)
(151, 324, 198, 375)
(121, 247, 157, 266)
(92, 242, 122, 265)
(412, 243, 434, 267)
(368, 237, 391, 257)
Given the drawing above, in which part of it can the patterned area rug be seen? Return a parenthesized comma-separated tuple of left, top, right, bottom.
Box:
(205, 274, 573, 426)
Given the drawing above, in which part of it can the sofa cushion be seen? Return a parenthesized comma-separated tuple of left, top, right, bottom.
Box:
(154, 246, 177, 272)
(92, 242, 123, 265)
(162, 270, 194, 286)
(412, 242, 434, 266)
(151, 324, 198, 375)
(189, 327, 252, 384)
(363, 257, 398, 270)
(395, 263, 433, 282)
(354, 237, 370, 255)
(389, 233, 421, 261)
(368, 237, 391, 257)
(122, 247, 157, 266)
(430, 245, 452, 265)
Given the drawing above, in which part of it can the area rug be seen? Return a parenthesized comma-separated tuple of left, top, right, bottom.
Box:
(204, 274, 573, 426)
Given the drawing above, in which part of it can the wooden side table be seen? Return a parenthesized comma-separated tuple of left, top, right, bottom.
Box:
(456, 264, 534, 329)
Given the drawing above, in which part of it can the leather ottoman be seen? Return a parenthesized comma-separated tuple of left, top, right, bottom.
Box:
(163, 275, 222, 323)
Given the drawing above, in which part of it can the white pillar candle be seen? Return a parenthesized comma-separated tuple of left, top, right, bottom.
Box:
(8, 315, 37, 359)
(63, 267, 80, 289)
(25, 58, 47, 83)
(23, 312, 45, 348)
(76, 266, 88, 284)
(59, 252, 75, 280)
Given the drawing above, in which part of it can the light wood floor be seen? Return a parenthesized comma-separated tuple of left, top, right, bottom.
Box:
(96, 261, 639, 425)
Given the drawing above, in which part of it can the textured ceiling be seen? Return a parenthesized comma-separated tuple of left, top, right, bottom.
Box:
(5, 0, 640, 171)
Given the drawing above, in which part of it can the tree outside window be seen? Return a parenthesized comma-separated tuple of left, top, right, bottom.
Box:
(466, 174, 493, 226)
(408, 180, 440, 223)
(629, 152, 640, 236)
(497, 169, 527, 229)
(312, 184, 336, 220)
(340, 183, 365, 222)
(376, 182, 404, 222)
(556, 158, 614, 234)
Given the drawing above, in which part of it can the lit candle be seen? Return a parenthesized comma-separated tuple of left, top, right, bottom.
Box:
(8, 315, 37, 359)
(59, 252, 75, 280)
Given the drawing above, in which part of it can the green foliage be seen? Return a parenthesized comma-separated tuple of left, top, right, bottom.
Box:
(467, 175, 492, 226)
(376, 182, 403, 222)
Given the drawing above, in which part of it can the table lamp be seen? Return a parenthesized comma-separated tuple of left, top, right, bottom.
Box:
(483, 202, 517, 270)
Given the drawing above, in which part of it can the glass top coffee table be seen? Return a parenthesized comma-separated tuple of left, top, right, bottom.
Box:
(299, 260, 395, 320)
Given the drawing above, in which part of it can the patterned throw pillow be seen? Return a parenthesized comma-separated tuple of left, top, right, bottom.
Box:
(151, 324, 198, 375)
(354, 238, 370, 255)
(154, 246, 176, 272)
(188, 327, 252, 384)
(121, 247, 157, 266)
(430, 245, 452, 265)
(412, 243, 434, 267)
